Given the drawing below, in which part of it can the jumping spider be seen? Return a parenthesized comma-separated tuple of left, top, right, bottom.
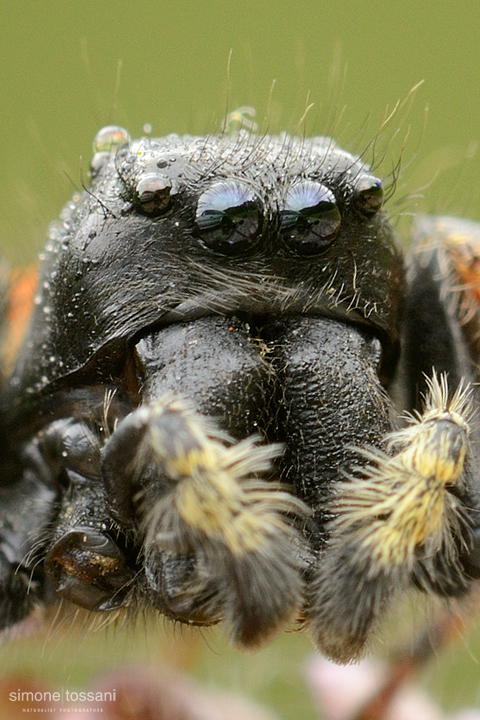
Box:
(1, 125, 479, 664)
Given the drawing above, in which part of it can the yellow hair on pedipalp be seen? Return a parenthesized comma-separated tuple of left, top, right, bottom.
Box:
(329, 372, 472, 572)
(137, 396, 307, 557)
(132, 395, 309, 649)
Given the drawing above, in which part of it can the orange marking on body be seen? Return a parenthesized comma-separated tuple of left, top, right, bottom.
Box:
(445, 232, 480, 299)
(433, 220, 480, 323)
(4, 266, 38, 371)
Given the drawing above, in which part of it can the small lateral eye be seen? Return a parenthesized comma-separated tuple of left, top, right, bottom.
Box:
(194, 181, 260, 256)
(135, 173, 173, 216)
(354, 174, 384, 216)
(281, 180, 341, 256)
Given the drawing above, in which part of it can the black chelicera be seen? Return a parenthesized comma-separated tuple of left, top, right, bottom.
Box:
(1, 125, 480, 663)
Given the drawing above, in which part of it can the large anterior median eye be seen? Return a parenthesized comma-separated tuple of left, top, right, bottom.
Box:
(281, 180, 341, 256)
(194, 181, 260, 255)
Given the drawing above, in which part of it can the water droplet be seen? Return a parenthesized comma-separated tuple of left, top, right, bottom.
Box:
(223, 106, 258, 134)
(90, 151, 111, 178)
(93, 126, 131, 154)
(121, 202, 133, 215)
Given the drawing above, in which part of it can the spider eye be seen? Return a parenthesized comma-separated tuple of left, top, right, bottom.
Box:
(354, 174, 384, 216)
(194, 181, 260, 255)
(281, 181, 341, 255)
(135, 173, 173, 216)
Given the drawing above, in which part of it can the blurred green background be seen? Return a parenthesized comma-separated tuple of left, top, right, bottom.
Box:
(2, 1, 480, 718)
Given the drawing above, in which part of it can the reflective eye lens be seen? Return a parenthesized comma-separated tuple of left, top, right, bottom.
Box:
(354, 174, 384, 216)
(135, 173, 172, 216)
(281, 181, 341, 256)
(194, 181, 260, 255)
